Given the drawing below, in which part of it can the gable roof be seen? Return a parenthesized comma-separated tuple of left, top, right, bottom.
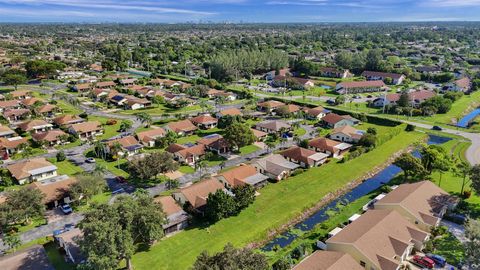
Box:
(0, 137, 28, 150)
(327, 210, 428, 270)
(191, 114, 218, 125)
(107, 135, 141, 149)
(454, 77, 471, 89)
(166, 120, 197, 133)
(70, 121, 102, 134)
(7, 157, 56, 180)
(31, 129, 67, 142)
(258, 100, 285, 109)
(0, 125, 15, 137)
(218, 164, 260, 187)
(309, 137, 341, 153)
(280, 146, 328, 166)
(18, 119, 52, 132)
(362, 71, 404, 80)
(293, 251, 363, 270)
(255, 120, 291, 132)
(322, 113, 345, 125)
(375, 181, 457, 226)
(254, 154, 299, 176)
(29, 176, 77, 204)
(53, 114, 85, 126)
(136, 128, 166, 143)
(331, 126, 364, 140)
(179, 178, 224, 208)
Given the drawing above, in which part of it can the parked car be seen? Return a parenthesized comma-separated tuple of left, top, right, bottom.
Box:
(115, 176, 127, 183)
(85, 157, 96, 163)
(426, 253, 446, 267)
(60, 204, 73, 215)
(412, 255, 435, 269)
(432, 126, 443, 131)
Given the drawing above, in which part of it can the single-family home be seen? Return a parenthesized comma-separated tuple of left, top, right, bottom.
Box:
(0, 245, 55, 270)
(319, 67, 352, 79)
(68, 121, 103, 140)
(217, 164, 270, 189)
(216, 108, 243, 118)
(106, 135, 143, 157)
(35, 104, 58, 118)
(136, 128, 166, 147)
(361, 71, 406, 85)
(0, 125, 16, 138)
(329, 126, 364, 143)
(18, 119, 53, 134)
(172, 178, 225, 212)
(154, 196, 189, 235)
(293, 250, 363, 270)
(166, 143, 205, 166)
(21, 97, 43, 108)
(253, 154, 300, 181)
(165, 120, 197, 136)
(0, 100, 22, 112)
(335, 81, 387, 94)
(444, 77, 471, 92)
(10, 90, 32, 100)
(110, 94, 128, 106)
(74, 83, 93, 93)
(321, 113, 357, 129)
(96, 81, 116, 88)
(275, 104, 301, 116)
(280, 146, 329, 168)
(198, 134, 230, 155)
(31, 129, 68, 147)
(308, 137, 352, 158)
(54, 228, 85, 264)
(255, 120, 291, 135)
(415, 66, 442, 75)
(304, 106, 330, 120)
(251, 128, 268, 141)
(7, 157, 58, 184)
(53, 114, 86, 127)
(124, 96, 152, 110)
(257, 100, 286, 113)
(326, 210, 429, 270)
(3, 108, 31, 122)
(271, 75, 315, 89)
(30, 175, 76, 208)
(191, 114, 218, 130)
(374, 181, 458, 231)
(0, 136, 28, 158)
(372, 90, 436, 108)
(119, 78, 137, 86)
(207, 89, 237, 101)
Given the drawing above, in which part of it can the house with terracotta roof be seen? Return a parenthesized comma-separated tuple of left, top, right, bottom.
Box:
(321, 113, 358, 129)
(216, 108, 243, 118)
(253, 154, 299, 181)
(3, 108, 31, 122)
(7, 157, 58, 184)
(361, 71, 406, 85)
(271, 75, 315, 89)
(0, 100, 22, 112)
(198, 134, 230, 155)
(18, 119, 53, 134)
(335, 80, 388, 94)
(329, 126, 364, 143)
(191, 114, 218, 129)
(251, 128, 268, 141)
(255, 120, 291, 135)
(10, 90, 32, 100)
(444, 77, 471, 92)
(0, 125, 16, 138)
(74, 83, 93, 93)
(154, 196, 189, 235)
(166, 143, 205, 166)
(372, 90, 436, 108)
(32, 129, 68, 147)
(0, 136, 28, 158)
(275, 104, 301, 116)
(374, 181, 458, 231)
(29, 175, 76, 207)
(95, 80, 116, 88)
(68, 121, 103, 140)
(326, 210, 429, 270)
(293, 250, 363, 270)
(53, 114, 85, 127)
(35, 104, 58, 118)
(0, 245, 55, 270)
(216, 164, 269, 189)
(165, 119, 197, 136)
(257, 100, 286, 113)
(106, 135, 143, 157)
(304, 106, 330, 120)
(308, 137, 352, 158)
(319, 67, 353, 79)
(136, 128, 166, 147)
(172, 178, 225, 212)
(119, 78, 137, 86)
(21, 97, 43, 108)
(280, 146, 329, 168)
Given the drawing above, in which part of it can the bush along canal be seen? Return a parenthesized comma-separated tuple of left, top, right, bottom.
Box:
(261, 135, 450, 252)
(457, 108, 480, 128)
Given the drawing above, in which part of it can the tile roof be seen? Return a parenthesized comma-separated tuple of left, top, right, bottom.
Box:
(29, 176, 77, 203)
(218, 164, 259, 187)
(362, 71, 404, 80)
(0, 137, 28, 150)
(255, 120, 291, 132)
(179, 178, 224, 208)
(31, 129, 67, 142)
(107, 135, 141, 149)
(53, 114, 85, 126)
(258, 100, 285, 108)
(36, 104, 57, 113)
(331, 126, 363, 140)
(3, 108, 30, 118)
(308, 137, 341, 153)
(18, 119, 52, 132)
(322, 113, 345, 124)
(218, 108, 243, 116)
(136, 128, 166, 143)
(70, 121, 102, 134)
(155, 196, 184, 216)
(191, 114, 218, 125)
(280, 146, 328, 166)
(166, 120, 197, 133)
(293, 251, 363, 270)
(7, 157, 56, 180)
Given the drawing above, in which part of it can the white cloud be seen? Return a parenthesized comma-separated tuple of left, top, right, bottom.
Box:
(423, 0, 480, 6)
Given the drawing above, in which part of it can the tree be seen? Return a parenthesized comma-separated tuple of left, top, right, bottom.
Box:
(464, 218, 480, 269)
(397, 91, 410, 107)
(128, 152, 178, 180)
(232, 184, 256, 210)
(135, 112, 152, 127)
(2, 72, 27, 90)
(358, 133, 376, 148)
(394, 153, 427, 181)
(3, 234, 21, 251)
(224, 122, 255, 150)
(192, 243, 268, 270)
(334, 95, 345, 105)
(56, 151, 66, 162)
(70, 174, 107, 202)
(155, 131, 177, 148)
(119, 121, 132, 132)
(455, 161, 471, 195)
(25, 60, 66, 79)
(366, 49, 383, 71)
(205, 190, 237, 222)
(1, 187, 45, 225)
(469, 164, 480, 195)
(79, 192, 165, 270)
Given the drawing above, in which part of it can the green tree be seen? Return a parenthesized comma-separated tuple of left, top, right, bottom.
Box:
(232, 184, 256, 210)
(3, 234, 21, 251)
(70, 173, 107, 202)
(56, 151, 66, 162)
(135, 112, 152, 127)
(205, 190, 237, 222)
(2, 187, 45, 225)
(128, 152, 178, 181)
(119, 121, 132, 132)
(464, 218, 480, 269)
(455, 161, 471, 194)
(469, 164, 480, 195)
(2, 73, 27, 90)
(358, 133, 377, 148)
(192, 243, 268, 270)
(394, 153, 427, 181)
(224, 122, 255, 150)
(366, 49, 383, 71)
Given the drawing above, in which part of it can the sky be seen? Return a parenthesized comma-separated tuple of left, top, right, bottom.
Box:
(0, 0, 480, 23)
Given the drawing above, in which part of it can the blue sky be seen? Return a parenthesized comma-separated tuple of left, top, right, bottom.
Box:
(0, 0, 480, 23)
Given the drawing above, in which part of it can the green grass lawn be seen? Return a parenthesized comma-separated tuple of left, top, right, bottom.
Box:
(55, 139, 83, 150)
(44, 241, 77, 270)
(56, 99, 82, 115)
(77, 192, 112, 212)
(88, 116, 130, 140)
(178, 165, 195, 174)
(293, 128, 306, 136)
(131, 130, 424, 270)
(47, 159, 84, 176)
(176, 135, 201, 145)
(120, 104, 202, 116)
(11, 148, 47, 160)
(238, 144, 261, 155)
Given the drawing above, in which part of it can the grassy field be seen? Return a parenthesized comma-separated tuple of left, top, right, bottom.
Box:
(131, 129, 424, 270)
(88, 116, 131, 140)
(239, 144, 261, 155)
(47, 159, 84, 175)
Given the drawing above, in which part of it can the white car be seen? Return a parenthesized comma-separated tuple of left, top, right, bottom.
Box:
(60, 204, 73, 215)
(85, 157, 96, 163)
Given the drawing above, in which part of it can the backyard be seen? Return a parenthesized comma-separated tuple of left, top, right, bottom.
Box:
(131, 128, 424, 269)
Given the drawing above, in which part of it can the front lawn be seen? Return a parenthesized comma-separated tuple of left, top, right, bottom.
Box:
(88, 116, 131, 140)
(238, 144, 261, 155)
(178, 165, 195, 174)
(132, 130, 424, 270)
(47, 159, 84, 175)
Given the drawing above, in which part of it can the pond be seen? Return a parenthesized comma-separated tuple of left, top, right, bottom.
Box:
(456, 108, 480, 128)
(261, 135, 450, 251)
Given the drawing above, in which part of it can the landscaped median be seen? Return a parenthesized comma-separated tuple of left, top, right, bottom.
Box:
(131, 130, 426, 270)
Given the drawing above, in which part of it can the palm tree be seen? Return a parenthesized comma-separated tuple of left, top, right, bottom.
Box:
(455, 160, 472, 194)
(265, 140, 276, 153)
(93, 164, 108, 176)
(135, 112, 152, 128)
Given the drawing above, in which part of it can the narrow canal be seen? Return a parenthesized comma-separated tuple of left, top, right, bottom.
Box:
(457, 108, 480, 128)
(262, 135, 451, 251)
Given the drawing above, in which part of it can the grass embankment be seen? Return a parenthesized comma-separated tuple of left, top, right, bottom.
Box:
(131, 130, 424, 270)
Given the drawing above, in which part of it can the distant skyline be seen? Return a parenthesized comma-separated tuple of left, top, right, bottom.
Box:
(1, 0, 480, 23)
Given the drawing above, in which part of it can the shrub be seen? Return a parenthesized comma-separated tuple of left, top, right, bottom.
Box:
(56, 151, 66, 162)
(106, 119, 117, 125)
(405, 124, 416, 132)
